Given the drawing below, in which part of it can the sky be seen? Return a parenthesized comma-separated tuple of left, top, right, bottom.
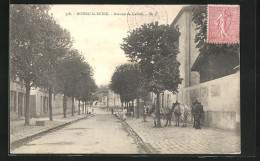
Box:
(50, 5, 185, 86)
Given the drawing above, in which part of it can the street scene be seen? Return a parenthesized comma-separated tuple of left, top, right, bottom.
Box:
(10, 5, 240, 154)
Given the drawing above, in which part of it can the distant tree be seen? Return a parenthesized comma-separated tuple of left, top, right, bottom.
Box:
(56, 49, 87, 116)
(110, 63, 148, 117)
(75, 66, 97, 115)
(10, 5, 51, 125)
(192, 6, 239, 75)
(121, 22, 182, 127)
(36, 14, 73, 121)
(110, 64, 132, 112)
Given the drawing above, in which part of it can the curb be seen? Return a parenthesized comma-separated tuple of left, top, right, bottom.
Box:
(10, 114, 94, 151)
(115, 113, 155, 154)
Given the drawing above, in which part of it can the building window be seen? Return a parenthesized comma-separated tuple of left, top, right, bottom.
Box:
(43, 96, 49, 112)
(10, 91, 17, 112)
(43, 96, 46, 112)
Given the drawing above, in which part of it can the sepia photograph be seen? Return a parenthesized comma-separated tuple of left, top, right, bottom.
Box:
(9, 4, 241, 154)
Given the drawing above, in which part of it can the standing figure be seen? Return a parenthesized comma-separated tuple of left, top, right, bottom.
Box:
(191, 100, 204, 129)
(173, 101, 190, 127)
(160, 107, 164, 120)
(191, 100, 198, 128)
(122, 108, 127, 121)
(173, 101, 181, 126)
(164, 103, 174, 126)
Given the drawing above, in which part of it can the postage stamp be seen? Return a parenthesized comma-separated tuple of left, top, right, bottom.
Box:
(207, 5, 240, 43)
(127, 5, 168, 31)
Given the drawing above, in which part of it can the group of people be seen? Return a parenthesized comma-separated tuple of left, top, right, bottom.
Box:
(149, 99, 204, 129)
(114, 99, 204, 130)
(111, 107, 127, 121)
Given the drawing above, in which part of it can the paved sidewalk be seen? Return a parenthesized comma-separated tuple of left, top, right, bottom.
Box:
(124, 116, 241, 154)
(10, 113, 93, 146)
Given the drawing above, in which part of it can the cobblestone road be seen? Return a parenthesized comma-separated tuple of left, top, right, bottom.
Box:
(125, 116, 241, 154)
(11, 109, 241, 154)
(11, 111, 146, 154)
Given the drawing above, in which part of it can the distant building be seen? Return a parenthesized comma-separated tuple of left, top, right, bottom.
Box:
(102, 90, 121, 108)
(10, 78, 82, 120)
(10, 78, 26, 120)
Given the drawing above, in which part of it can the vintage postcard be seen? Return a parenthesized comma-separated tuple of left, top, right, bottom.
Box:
(9, 4, 240, 154)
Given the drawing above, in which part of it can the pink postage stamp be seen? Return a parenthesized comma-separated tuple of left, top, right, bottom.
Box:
(207, 5, 240, 43)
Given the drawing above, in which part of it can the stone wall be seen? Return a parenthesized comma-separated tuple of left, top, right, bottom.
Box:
(180, 71, 240, 130)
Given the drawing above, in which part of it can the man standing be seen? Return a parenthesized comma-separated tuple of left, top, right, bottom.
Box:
(111, 108, 114, 114)
(165, 103, 174, 126)
(192, 100, 204, 129)
(122, 108, 127, 121)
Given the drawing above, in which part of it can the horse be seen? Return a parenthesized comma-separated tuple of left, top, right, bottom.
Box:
(173, 101, 191, 127)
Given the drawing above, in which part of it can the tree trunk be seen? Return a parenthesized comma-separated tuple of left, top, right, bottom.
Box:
(82, 101, 84, 114)
(156, 93, 161, 127)
(126, 102, 129, 114)
(162, 92, 164, 108)
(24, 82, 30, 126)
(132, 100, 134, 117)
(84, 101, 86, 114)
(86, 102, 88, 114)
(85, 102, 87, 114)
(72, 97, 74, 116)
(78, 100, 81, 115)
(128, 101, 131, 113)
(137, 98, 140, 119)
(63, 94, 67, 118)
(107, 93, 109, 111)
(49, 86, 53, 121)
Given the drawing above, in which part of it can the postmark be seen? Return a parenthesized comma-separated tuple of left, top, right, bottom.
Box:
(207, 5, 240, 44)
(127, 5, 168, 31)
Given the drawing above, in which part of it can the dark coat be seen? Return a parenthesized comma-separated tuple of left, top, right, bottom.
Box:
(192, 102, 204, 120)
